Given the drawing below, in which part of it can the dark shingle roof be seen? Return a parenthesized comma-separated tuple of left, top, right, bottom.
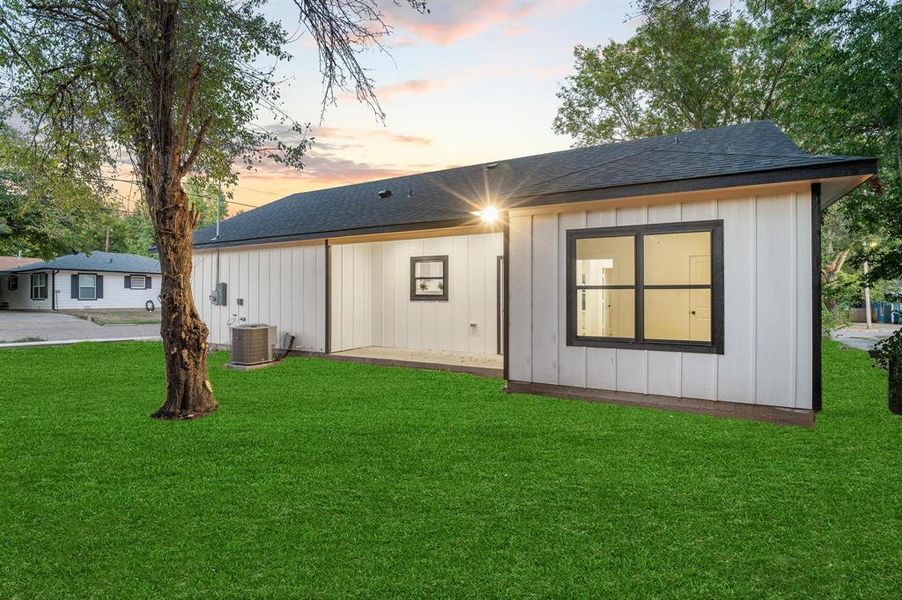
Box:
(5, 252, 160, 274)
(195, 121, 874, 249)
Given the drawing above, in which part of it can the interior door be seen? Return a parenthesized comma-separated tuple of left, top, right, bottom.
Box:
(689, 255, 711, 341)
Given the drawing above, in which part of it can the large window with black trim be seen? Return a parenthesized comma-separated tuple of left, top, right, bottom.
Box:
(566, 220, 723, 353)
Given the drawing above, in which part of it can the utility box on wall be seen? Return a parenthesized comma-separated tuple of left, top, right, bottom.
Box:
(211, 282, 227, 306)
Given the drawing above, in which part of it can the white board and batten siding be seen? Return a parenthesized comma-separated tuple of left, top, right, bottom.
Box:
(330, 232, 503, 354)
(508, 189, 814, 410)
(192, 243, 327, 352)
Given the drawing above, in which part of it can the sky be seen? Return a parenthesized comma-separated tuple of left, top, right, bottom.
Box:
(124, 0, 647, 213)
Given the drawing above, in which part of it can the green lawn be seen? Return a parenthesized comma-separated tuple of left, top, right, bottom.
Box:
(1, 341, 899, 598)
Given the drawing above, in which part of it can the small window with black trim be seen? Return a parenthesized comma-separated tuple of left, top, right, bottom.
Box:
(410, 255, 448, 301)
(567, 220, 723, 354)
(8, 275, 17, 291)
(130, 275, 146, 290)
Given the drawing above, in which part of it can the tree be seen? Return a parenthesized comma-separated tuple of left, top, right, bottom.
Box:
(0, 0, 424, 419)
(553, 0, 799, 145)
(779, 0, 902, 283)
(0, 123, 118, 258)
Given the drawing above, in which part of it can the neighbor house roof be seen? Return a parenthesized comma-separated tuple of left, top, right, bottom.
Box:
(0, 256, 41, 271)
(194, 121, 876, 250)
(3, 251, 161, 274)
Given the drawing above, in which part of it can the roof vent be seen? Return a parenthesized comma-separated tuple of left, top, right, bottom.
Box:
(377, 189, 392, 199)
(407, 188, 413, 198)
(485, 162, 499, 170)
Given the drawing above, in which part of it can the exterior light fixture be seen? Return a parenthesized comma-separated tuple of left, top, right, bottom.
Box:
(472, 206, 500, 223)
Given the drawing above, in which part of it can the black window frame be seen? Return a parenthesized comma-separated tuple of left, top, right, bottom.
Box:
(410, 255, 449, 302)
(566, 219, 724, 354)
(8, 275, 17, 291)
(30, 272, 48, 301)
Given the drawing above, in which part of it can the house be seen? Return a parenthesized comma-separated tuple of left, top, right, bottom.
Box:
(191, 121, 876, 425)
(0, 252, 161, 311)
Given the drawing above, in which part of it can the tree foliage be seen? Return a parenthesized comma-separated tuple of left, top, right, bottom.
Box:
(0, 123, 119, 258)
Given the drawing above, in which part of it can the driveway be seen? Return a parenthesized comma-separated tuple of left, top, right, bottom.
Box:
(0, 311, 160, 345)
(831, 322, 902, 352)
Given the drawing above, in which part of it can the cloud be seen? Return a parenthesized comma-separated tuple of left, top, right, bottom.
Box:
(385, 0, 539, 45)
(310, 126, 432, 146)
(374, 79, 447, 100)
(385, 0, 581, 46)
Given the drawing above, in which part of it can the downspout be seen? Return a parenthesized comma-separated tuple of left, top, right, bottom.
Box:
(52, 270, 58, 311)
(502, 212, 510, 382)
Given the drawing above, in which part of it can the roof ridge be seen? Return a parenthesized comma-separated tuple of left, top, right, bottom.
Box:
(644, 147, 852, 161)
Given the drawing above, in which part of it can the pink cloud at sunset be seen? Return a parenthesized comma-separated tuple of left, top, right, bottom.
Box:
(382, 0, 569, 46)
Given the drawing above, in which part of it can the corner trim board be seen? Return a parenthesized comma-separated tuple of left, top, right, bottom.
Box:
(811, 183, 822, 411)
(502, 214, 510, 379)
(324, 239, 331, 355)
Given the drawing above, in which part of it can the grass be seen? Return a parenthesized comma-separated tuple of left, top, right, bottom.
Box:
(1, 341, 899, 598)
(61, 309, 162, 325)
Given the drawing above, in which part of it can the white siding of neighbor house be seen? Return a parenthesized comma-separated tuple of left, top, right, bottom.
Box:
(0, 270, 158, 310)
(330, 232, 503, 354)
(192, 243, 327, 352)
(508, 190, 814, 410)
(55, 270, 159, 310)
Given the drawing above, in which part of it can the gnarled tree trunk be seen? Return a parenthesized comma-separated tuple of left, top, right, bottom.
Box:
(149, 182, 216, 419)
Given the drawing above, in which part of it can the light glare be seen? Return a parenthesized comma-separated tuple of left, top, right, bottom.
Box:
(475, 206, 499, 223)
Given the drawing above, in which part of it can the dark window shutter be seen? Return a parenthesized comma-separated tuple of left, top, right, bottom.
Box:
(71, 274, 78, 298)
(146, 275, 152, 289)
(96, 275, 104, 299)
(124, 275, 131, 289)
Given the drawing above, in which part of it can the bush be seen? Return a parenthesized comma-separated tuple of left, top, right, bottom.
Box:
(821, 303, 849, 337)
(873, 329, 902, 369)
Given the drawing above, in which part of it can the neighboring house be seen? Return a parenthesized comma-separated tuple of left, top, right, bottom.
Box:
(0, 252, 161, 311)
(191, 121, 876, 425)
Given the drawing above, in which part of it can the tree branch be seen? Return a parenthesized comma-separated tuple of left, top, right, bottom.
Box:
(179, 117, 211, 177)
(173, 62, 202, 176)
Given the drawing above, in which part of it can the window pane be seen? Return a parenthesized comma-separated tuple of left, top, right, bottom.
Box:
(79, 274, 95, 288)
(414, 260, 444, 278)
(644, 288, 711, 342)
(644, 231, 711, 285)
(576, 289, 635, 338)
(576, 236, 634, 286)
(414, 278, 444, 296)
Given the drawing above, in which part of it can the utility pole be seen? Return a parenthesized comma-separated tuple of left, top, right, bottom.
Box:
(104, 228, 110, 252)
